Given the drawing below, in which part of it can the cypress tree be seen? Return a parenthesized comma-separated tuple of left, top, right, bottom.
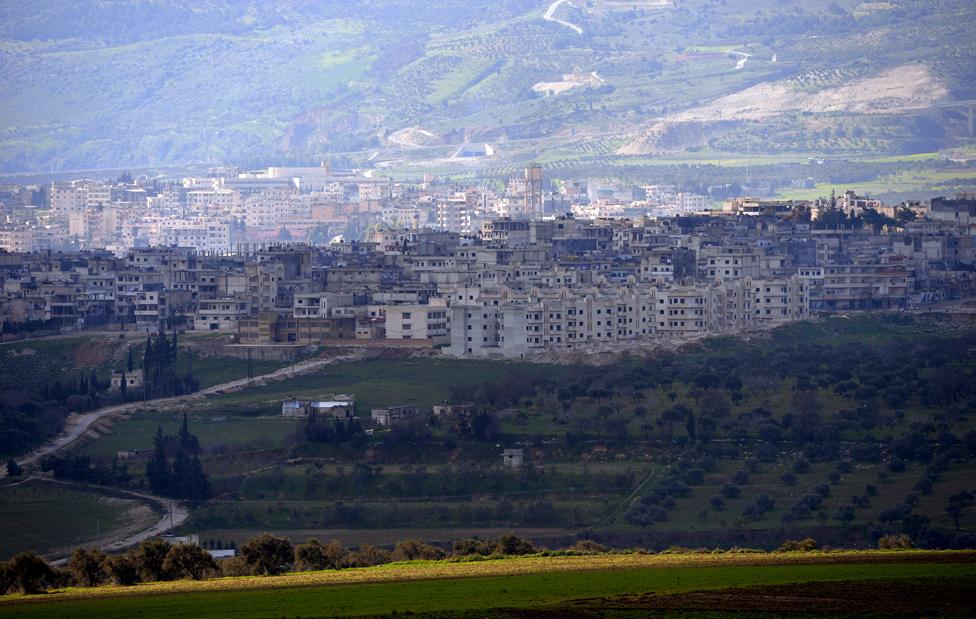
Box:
(146, 426, 170, 495)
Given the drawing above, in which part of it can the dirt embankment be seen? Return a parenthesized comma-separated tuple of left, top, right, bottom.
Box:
(618, 63, 948, 155)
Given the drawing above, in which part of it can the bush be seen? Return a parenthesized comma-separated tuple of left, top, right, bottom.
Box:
(570, 540, 607, 553)
(496, 533, 536, 556)
(104, 554, 140, 586)
(393, 539, 445, 562)
(346, 544, 392, 568)
(452, 538, 495, 557)
(69, 547, 108, 587)
(219, 556, 254, 577)
(295, 539, 347, 571)
(134, 539, 172, 582)
(781, 472, 797, 485)
(720, 483, 741, 499)
(5, 552, 56, 594)
(240, 533, 294, 576)
(162, 544, 217, 580)
(878, 534, 914, 550)
(777, 538, 818, 552)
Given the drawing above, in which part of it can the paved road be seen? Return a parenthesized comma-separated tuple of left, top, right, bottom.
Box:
(3, 350, 360, 555)
(14, 350, 361, 470)
(6, 477, 190, 564)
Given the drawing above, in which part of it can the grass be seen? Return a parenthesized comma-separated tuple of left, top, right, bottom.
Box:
(76, 412, 303, 460)
(0, 480, 156, 558)
(0, 551, 971, 618)
(196, 358, 570, 415)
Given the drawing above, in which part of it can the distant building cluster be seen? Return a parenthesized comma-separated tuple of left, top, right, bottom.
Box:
(1, 164, 975, 358)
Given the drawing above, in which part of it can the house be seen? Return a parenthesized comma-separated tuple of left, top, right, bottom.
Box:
(432, 402, 476, 417)
(502, 448, 524, 468)
(281, 396, 355, 419)
(110, 368, 144, 391)
(371, 405, 420, 426)
(208, 549, 236, 559)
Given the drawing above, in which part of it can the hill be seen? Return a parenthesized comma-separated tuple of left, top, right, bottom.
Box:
(1, 0, 974, 198)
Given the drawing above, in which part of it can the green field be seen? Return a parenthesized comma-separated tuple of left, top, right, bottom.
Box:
(194, 358, 570, 415)
(0, 552, 972, 618)
(0, 480, 157, 558)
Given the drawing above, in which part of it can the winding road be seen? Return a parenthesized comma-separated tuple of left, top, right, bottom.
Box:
(4, 349, 362, 556)
(544, 0, 583, 35)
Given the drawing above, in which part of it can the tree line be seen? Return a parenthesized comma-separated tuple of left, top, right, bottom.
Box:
(0, 531, 922, 595)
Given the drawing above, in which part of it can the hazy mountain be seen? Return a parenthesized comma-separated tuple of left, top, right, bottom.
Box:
(0, 0, 973, 174)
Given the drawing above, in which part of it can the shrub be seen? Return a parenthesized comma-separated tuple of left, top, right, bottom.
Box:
(781, 472, 797, 485)
(570, 540, 607, 553)
(496, 533, 536, 556)
(219, 556, 254, 577)
(69, 547, 108, 587)
(134, 539, 171, 582)
(792, 458, 811, 474)
(720, 483, 740, 499)
(162, 544, 217, 580)
(777, 538, 818, 552)
(5, 552, 56, 594)
(346, 544, 392, 568)
(104, 554, 140, 586)
(295, 539, 347, 571)
(878, 534, 914, 550)
(393, 539, 445, 562)
(240, 533, 294, 576)
(452, 538, 495, 557)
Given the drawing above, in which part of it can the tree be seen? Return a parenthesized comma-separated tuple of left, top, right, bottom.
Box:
(393, 539, 444, 561)
(146, 426, 171, 495)
(345, 544, 392, 568)
(294, 539, 347, 571)
(6, 459, 22, 477)
(6, 552, 55, 594)
(162, 544, 217, 580)
(496, 533, 536, 556)
(69, 547, 107, 587)
(240, 533, 294, 576)
(104, 553, 140, 585)
(134, 539, 171, 582)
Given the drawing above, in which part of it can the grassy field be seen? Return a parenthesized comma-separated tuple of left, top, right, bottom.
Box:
(0, 480, 156, 558)
(194, 358, 571, 415)
(0, 551, 971, 618)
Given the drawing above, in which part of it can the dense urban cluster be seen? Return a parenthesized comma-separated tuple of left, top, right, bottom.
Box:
(1, 165, 975, 359)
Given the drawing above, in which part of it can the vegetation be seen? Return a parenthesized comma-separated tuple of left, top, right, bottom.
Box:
(0, 545, 971, 618)
(1, 0, 974, 201)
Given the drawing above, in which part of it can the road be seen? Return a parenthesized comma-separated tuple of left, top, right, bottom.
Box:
(544, 0, 583, 35)
(13, 350, 362, 471)
(4, 350, 361, 556)
(2, 477, 189, 564)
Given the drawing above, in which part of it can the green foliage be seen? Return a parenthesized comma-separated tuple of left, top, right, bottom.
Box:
(68, 547, 108, 587)
(393, 539, 445, 562)
(162, 543, 217, 581)
(239, 533, 294, 576)
(103, 554, 140, 586)
(777, 538, 819, 552)
(4, 552, 55, 594)
(134, 539, 172, 583)
(294, 539, 347, 571)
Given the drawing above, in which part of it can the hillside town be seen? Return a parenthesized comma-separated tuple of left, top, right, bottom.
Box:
(1, 164, 974, 358)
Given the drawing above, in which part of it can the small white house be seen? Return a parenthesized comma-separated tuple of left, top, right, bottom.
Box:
(502, 448, 524, 468)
